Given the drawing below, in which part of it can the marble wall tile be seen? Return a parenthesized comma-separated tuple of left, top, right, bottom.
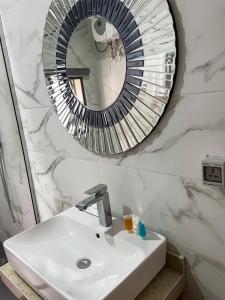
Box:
(0, 110, 20, 149)
(35, 190, 70, 223)
(8, 181, 36, 230)
(0, 0, 21, 14)
(170, 0, 225, 95)
(131, 91, 225, 179)
(0, 182, 22, 240)
(189, 256, 225, 300)
(0, 156, 36, 238)
(0, 0, 52, 110)
(20, 107, 100, 162)
(10, 56, 51, 109)
(20, 90, 225, 179)
(0, 45, 13, 112)
(178, 247, 225, 300)
(28, 151, 100, 220)
(1, 0, 52, 63)
(1, 146, 29, 187)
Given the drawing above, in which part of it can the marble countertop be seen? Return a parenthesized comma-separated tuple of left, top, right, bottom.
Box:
(0, 263, 41, 300)
(0, 253, 185, 300)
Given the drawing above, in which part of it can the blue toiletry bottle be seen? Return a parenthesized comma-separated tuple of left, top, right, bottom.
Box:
(138, 220, 147, 239)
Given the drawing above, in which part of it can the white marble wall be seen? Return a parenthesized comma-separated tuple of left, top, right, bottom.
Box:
(0, 0, 225, 299)
(0, 37, 36, 241)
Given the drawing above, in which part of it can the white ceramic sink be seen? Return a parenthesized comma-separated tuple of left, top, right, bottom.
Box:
(4, 207, 166, 300)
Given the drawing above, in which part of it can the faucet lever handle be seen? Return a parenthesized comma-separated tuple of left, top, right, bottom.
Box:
(85, 184, 107, 196)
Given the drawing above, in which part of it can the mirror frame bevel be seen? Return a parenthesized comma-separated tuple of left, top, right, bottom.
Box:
(43, 0, 178, 155)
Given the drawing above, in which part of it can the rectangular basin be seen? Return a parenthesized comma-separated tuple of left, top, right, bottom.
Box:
(4, 208, 166, 300)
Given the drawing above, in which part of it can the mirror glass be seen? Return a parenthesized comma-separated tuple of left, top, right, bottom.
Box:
(66, 17, 126, 111)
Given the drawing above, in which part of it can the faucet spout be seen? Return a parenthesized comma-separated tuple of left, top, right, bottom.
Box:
(76, 194, 97, 211)
(76, 184, 112, 227)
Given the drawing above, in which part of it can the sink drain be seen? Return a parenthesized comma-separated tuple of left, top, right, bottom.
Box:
(76, 258, 91, 269)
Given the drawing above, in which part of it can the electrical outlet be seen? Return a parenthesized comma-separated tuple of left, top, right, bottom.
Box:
(203, 166, 222, 183)
(202, 156, 225, 187)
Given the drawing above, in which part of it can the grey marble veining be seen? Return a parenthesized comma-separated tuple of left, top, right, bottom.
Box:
(21, 107, 100, 162)
(12, 57, 51, 109)
(191, 257, 225, 300)
(29, 151, 102, 220)
(132, 91, 225, 179)
(191, 49, 225, 83)
(28, 107, 61, 154)
(147, 116, 225, 154)
(180, 178, 225, 210)
(177, 246, 225, 300)
(14, 54, 43, 105)
(31, 155, 73, 217)
(167, 178, 225, 245)
(171, 0, 225, 95)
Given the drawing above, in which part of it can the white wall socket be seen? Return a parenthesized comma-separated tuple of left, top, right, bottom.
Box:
(202, 156, 225, 187)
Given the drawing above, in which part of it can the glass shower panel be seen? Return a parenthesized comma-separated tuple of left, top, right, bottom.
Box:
(0, 30, 37, 247)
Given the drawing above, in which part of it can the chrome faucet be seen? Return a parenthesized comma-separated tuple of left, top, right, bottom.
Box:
(76, 184, 112, 227)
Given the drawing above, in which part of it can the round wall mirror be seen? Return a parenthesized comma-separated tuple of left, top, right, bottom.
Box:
(43, 0, 177, 155)
(67, 16, 126, 111)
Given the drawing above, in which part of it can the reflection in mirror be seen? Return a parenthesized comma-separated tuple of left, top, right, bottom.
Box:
(66, 17, 126, 111)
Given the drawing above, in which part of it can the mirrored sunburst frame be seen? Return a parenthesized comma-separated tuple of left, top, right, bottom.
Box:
(43, 0, 177, 155)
